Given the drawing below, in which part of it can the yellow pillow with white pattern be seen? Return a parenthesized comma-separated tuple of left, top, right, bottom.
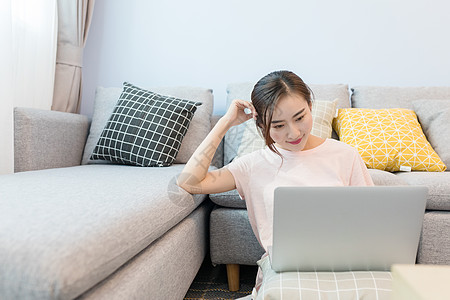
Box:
(333, 108, 446, 172)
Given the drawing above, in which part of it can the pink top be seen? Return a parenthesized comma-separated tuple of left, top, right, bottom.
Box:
(226, 138, 374, 253)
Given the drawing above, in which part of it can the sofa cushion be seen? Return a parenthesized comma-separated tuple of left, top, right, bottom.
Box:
(333, 108, 446, 172)
(256, 255, 392, 300)
(78, 202, 211, 300)
(236, 119, 266, 159)
(368, 169, 407, 186)
(82, 85, 213, 165)
(209, 170, 404, 209)
(209, 189, 246, 208)
(0, 164, 207, 299)
(413, 99, 450, 168)
(91, 82, 200, 167)
(351, 86, 450, 109)
(417, 211, 450, 264)
(210, 207, 264, 265)
(224, 82, 350, 164)
(395, 171, 450, 211)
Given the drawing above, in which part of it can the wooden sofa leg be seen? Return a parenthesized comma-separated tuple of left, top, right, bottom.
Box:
(226, 264, 240, 291)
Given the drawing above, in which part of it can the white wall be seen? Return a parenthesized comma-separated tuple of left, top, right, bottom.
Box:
(81, 0, 450, 116)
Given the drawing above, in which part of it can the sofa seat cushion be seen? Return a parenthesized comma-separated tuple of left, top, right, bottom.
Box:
(395, 171, 450, 210)
(209, 189, 246, 208)
(0, 164, 207, 299)
(417, 211, 450, 264)
(210, 207, 264, 265)
(78, 202, 211, 300)
(209, 170, 405, 209)
(368, 169, 407, 186)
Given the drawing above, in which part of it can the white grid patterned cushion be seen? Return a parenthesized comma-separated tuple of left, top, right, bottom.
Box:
(256, 256, 392, 300)
(91, 82, 200, 167)
(235, 99, 338, 159)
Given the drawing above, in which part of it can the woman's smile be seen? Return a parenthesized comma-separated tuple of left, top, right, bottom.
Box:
(288, 137, 302, 145)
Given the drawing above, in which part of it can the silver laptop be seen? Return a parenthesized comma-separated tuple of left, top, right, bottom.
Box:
(270, 186, 428, 272)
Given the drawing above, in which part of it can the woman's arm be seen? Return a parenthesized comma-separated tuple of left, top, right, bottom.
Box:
(177, 99, 257, 194)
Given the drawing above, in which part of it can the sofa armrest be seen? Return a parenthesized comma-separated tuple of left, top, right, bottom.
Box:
(14, 107, 90, 172)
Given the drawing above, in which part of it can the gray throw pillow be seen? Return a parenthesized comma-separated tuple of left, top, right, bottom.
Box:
(413, 99, 450, 168)
(91, 82, 200, 167)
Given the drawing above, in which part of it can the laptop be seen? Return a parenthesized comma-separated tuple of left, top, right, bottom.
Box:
(270, 186, 428, 272)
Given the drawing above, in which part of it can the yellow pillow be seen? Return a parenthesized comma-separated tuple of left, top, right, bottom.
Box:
(333, 108, 446, 172)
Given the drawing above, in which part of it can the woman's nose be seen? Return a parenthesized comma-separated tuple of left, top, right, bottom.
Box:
(287, 124, 300, 139)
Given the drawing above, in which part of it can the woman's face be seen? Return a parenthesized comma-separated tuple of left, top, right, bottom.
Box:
(268, 94, 313, 152)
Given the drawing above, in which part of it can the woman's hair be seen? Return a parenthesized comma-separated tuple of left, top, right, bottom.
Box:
(251, 70, 314, 156)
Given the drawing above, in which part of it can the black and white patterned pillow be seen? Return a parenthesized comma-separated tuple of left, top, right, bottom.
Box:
(91, 82, 201, 167)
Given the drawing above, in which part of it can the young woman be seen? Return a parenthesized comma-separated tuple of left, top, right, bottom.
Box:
(177, 70, 373, 295)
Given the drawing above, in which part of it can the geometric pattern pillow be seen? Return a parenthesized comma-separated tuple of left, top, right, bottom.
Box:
(333, 108, 446, 172)
(235, 119, 266, 159)
(310, 99, 339, 138)
(91, 82, 200, 167)
(235, 99, 338, 159)
(256, 255, 392, 300)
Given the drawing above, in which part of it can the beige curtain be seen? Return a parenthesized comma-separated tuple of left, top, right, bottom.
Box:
(52, 0, 95, 113)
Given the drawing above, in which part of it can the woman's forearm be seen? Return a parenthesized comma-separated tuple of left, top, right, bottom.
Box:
(177, 117, 232, 191)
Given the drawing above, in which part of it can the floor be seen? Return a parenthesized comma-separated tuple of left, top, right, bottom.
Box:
(184, 253, 258, 300)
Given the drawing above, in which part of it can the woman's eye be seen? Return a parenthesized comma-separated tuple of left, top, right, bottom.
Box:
(296, 116, 304, 122)
(273, 124, 284, 129)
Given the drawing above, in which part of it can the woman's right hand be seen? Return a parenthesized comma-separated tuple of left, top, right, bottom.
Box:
(222, 99, 258, 128)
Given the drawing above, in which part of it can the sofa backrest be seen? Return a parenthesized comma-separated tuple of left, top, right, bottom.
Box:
(212, 84, 450, 169)
(351, 86, 450, 109)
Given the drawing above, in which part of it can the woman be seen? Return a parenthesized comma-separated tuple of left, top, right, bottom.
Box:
(178, 70, 373, 296)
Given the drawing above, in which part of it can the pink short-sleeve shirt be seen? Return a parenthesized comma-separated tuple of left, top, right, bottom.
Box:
(226, 138, 374, 253)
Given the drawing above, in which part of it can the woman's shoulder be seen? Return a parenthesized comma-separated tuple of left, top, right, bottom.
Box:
(226, 147, 275, 176)
(234, 147, 271, 162)
(325, 139, 359, 154)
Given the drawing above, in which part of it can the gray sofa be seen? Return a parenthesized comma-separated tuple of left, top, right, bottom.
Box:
(209, 83, 450, 291)
(0, 86, 216, 299)
(2, 82, 449, 299)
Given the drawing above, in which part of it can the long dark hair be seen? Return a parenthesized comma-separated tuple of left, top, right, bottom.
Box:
(251, 70, 314, 157)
